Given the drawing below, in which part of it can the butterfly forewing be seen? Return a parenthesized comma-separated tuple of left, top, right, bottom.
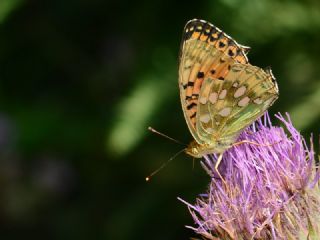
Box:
(179, 19, 251, 144)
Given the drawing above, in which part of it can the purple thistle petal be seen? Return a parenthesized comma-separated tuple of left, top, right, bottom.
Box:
(179, 112, 320, 239)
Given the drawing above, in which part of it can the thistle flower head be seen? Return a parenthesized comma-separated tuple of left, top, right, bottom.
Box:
(179, 113, 320, 240)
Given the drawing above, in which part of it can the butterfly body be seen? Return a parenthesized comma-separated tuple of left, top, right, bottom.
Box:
(186, 139, 233, 158)
(179, 19, 279, 158)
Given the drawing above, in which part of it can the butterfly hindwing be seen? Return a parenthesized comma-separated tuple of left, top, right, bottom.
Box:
(196, 64, 279, 144)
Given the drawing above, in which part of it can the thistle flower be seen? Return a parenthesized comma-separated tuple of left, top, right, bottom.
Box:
(179, 113, 320, 240)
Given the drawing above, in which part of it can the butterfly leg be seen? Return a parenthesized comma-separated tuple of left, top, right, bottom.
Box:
(232, 139, 281, 148)
(214, 153, 226, 185)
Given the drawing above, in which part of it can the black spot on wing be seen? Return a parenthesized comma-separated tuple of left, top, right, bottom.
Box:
(197, 71, 204, 78)
(187, 102, 197, 110)
(228, 49, 234, 56)
(218, 41, 226, 48)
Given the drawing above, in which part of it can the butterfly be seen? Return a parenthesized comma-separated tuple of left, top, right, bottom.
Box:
(179, 19, 279, 160)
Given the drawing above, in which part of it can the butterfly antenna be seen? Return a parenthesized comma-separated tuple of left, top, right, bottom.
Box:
(145, 148, 186, 182)
(192, 157, 195, 170)
(148, 127, 186, 146)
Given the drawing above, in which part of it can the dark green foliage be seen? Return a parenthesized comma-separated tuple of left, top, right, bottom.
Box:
(0, 0, 319, 239)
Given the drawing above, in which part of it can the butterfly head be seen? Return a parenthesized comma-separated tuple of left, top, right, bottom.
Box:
(185, 140, 202, 158)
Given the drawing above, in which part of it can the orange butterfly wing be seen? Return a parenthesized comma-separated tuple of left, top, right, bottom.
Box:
(178, 19, 250, 143)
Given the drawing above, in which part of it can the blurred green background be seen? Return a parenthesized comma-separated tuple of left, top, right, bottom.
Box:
(0, 0, 319, 239)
